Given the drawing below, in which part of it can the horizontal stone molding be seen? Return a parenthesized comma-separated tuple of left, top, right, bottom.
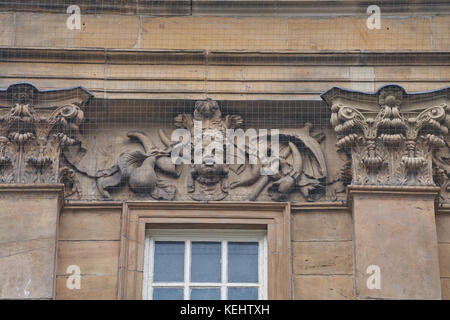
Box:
(0, 183, 65, 193)
(0, 1, 448, 16)
(348, 185, 441, 197)
(1, 48, 450, 66)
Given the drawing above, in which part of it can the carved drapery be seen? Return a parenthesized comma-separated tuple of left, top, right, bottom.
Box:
(0, 83, 93, 194)
(322, 85, 450, 189)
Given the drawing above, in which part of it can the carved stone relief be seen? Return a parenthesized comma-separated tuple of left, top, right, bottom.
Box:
(92, 99, 328, 202)
(96, 130, 181, 200)
(0, 82, 93, 197)
(175, 99, 243, 201)
(322, 85, 450, 194)
(229, 125, 328, 202)
(4, 82, 446, 203)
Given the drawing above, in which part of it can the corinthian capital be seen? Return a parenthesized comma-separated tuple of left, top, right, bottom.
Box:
(0, 82, 93, 186)
(322, 84, 450, 186)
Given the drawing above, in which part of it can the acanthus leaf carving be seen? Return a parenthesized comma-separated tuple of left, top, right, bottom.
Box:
(0, 82, 93, 189)
(322, 84, 450, 193)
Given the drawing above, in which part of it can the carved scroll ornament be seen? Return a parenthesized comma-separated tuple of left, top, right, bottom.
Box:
(322, 84, 450, 187)
(0, 82, 93, 195)
(95, 99, 328, 202)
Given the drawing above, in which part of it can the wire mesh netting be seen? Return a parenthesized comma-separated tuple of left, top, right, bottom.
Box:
(0, 1, 448, 202)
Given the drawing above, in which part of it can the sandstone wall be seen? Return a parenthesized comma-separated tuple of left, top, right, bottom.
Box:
(55, 204, 122, 299)
(437, 210, 450, 300)
(1, 0, 448, 300)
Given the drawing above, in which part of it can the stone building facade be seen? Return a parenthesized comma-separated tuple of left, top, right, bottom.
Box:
(0, 1, 449, 299)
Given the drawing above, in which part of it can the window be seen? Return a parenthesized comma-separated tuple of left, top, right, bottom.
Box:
(119, 202, 290, 300)
(143, 229, 267, 300)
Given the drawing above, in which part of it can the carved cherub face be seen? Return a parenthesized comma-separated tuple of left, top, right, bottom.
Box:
(194, 99, 220, 119)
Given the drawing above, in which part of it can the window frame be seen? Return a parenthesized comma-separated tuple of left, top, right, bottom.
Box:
(143, 229, 268, 300)
(118, 201, 291, 300)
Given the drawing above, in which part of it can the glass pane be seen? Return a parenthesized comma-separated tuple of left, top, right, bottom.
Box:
(190, 288, 221, 300)
(154, 241, 185, 282)
(228, 287, 258, 300)
(191, 241, 221, 283)
(153, 288, 184, 300)
(228, 242, 258, 283)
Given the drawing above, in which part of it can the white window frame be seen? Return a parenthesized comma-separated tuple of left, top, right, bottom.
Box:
(143, 229, 268, 300)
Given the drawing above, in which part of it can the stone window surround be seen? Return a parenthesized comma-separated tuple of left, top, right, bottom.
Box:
(118, 201, 291, 300)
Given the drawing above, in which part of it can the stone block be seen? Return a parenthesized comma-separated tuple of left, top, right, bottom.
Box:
(437, 213, 450, 243)
(288, 17, 431, 51)
(294, 275, 354, 300)
(56, 275, 117, 300)
(292, 210, 352, 241)
(351, 187, 441, 300)
(57, 241, 120, 275)
(59, 210, 121, 241)
(141, 17, 287, 50)
(0, 186, 62, 299)
(293, 241, 353, 275)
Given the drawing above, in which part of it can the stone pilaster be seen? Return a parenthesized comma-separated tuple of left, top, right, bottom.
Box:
(348, 186, 441, 299)
(322, 85, 449, 299)
(0, 83, 92, 299)
(0, 184, 63, 299)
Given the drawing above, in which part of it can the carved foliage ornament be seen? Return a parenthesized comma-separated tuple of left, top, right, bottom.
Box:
(322, 84, 450, 187)
(96, 99, 328, 202)
(0, 83, 93, 194)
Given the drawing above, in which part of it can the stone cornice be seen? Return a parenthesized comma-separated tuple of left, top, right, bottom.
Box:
(1, 47, 450, 66)
(0, 183, 64, 193)
(0, 1, 448, 16)
(0, 82, 94, 108)
(347, 185, 441, 196)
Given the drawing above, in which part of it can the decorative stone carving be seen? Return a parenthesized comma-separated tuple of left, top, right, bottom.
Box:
(229, 125, 328, 201)
(96, 130, 181, 200)
(175, 99, 243, 201)
(0, 82, 93, 187)
(93, 99, 328, 202)
(322, 84, 450, 187)
(432, 137, 450, 202)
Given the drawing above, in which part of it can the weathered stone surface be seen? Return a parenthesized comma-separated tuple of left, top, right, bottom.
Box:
(141, 17, 287, 50)
(0, 186, 62, 299)
(0, 13, 15, 46)
(15, 13, 139, 48)
(59, 210, 121, 241)
(432, 16, 450, 50)
(437, 213, 450, 243)
(350, 67, 374, 92)
(292, 211, 352, 241)
(56, 275, 117, 300)
(351, 187, 441, 300)
(288, 17, 431, 51)
(294, 275, 354, 300)
(57, 241, 120, 275)
(0, 193, 59, 244)
(438, 244, 450, 278)
(293, 241, 353, 275)
(0, 238, 56, 299)
(442, 278, 450, 300)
